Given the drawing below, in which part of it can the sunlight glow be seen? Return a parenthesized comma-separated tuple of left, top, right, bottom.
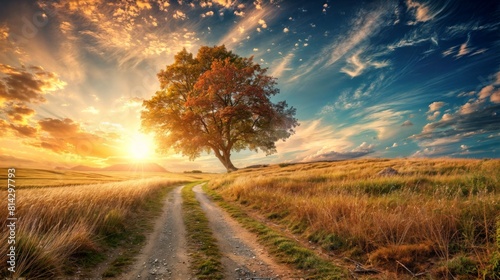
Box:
(128, 133, 154, 160)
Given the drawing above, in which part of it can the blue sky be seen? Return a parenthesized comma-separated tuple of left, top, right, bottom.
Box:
(0, 0, 499, 172)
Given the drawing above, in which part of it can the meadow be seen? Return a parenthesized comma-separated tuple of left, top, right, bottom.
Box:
(208, 158, 500, 279)
(0, 168, 213, 279)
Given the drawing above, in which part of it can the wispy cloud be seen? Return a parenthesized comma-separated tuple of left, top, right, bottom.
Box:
(218, 6, 274, 49)
(326, 7, 388, 67)
(340, 51, 389, 78)
(405, 0, 447, 25)
(388, 28, 437, 51)
(455, 34, 471, 58)
(271, 52, 294, 78)
(289, 4, 391, 82)
(446, 21, 500, 37)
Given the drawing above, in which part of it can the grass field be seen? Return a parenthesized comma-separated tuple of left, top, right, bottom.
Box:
(1, 160, 499, 279)
(208, 158, 500, 279)
(0, 168, 202, 279)
(0, 167, 214, 188)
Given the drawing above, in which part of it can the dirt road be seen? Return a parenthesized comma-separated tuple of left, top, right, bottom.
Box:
(123, 185, 191, 280)
(120, 184, 297, 280)
(193, 184, 296, 279)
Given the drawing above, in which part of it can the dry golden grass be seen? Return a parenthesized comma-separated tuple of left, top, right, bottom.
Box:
(209, 158, 500, 278)
(0, 167, 216, 188)
(0, 177, 184, 279)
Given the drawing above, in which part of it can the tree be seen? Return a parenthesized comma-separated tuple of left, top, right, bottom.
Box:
(141, 45, 298, 172)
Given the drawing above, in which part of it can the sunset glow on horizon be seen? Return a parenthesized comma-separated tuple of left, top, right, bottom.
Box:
(0, 0, 498, 172)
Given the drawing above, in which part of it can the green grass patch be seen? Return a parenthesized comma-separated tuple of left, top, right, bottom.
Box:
(182, 182, 224, 280)
(203, 185, 347, 280)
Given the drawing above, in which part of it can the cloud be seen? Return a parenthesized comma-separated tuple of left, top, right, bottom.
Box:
(173, 10, 187, 20)
(405, 0, 445, 24)
(443, 35, 485, 59)
(36, 0, 201, 67)
(274, 119, 354, 162)
(37, 118, 122, 158)
(455, 35, 471, 58)
(213, 0, 234, 8)
(302, 142, 375, 162)
(113, 96, 144, 111)
(340, 52, 389, 78)
(459, 99, 483, 115)
(341, 53, 365, 78)
(446, 21, 500, 38)
(258, 19, 267, 28)
(0, 64, 66, 104)
(326, 7, 388, 67)
(0, 25, 8, 40)
(412, 99, 500, 146)
(402, 120, 413, 126)
(388, 28, 435, 51)
(253, 0, 262, 10)
(427, 111, 440, 121)
(289, 5, 391, 82)
(271, 52, 294, 78)
(426, 101, 445, 120)
(38, 118, 79, 137)
(406, 0, 432, 23)
(5, 103, 35, 123)
(356, 108, 409, 140)
(0, 120, 37, 138)
(203, 11, 214, 17)
(442, 45, 457, 57)
(491, 91, 500, 103)
(218, 8, 273, 49)
(283, 27, 289, 33)
(319, 104, 335, 115)
(81, 106, 100, 114)
(428, 101, 445, 112)
(478, 85, 497, 100)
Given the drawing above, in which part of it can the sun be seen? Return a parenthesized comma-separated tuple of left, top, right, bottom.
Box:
(128, 133, 154, 160)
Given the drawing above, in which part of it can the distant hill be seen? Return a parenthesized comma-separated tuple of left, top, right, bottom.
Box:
(70, 165, 101, 171)
(70, 162, 168, 172)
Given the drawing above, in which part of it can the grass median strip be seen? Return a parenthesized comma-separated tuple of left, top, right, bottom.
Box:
(182, 182, 224, 280)
(202, 184, 347, 280)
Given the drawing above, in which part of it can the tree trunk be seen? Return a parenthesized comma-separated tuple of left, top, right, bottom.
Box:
(223, 157, 238, 172)
(213, 148, 238, 172)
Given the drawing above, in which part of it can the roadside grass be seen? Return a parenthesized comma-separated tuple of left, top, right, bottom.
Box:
(208, 158, 500, 279)
(0, 178, 185, 279)
(182, 182, 224, 280)
(202, 185, 347, 279)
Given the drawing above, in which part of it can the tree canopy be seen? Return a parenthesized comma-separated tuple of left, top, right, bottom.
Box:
(141, 45, 298, 172)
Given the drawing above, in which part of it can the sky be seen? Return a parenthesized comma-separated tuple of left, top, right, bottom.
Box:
(0, 0, 499, 172)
